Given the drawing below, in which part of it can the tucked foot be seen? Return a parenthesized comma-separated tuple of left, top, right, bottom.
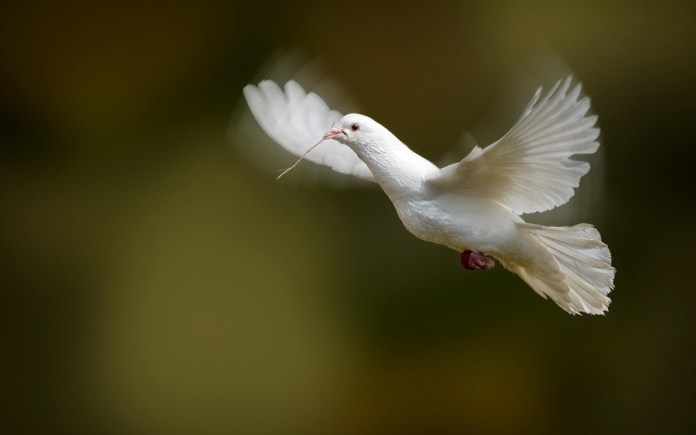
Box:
(460, 250, 496, 270)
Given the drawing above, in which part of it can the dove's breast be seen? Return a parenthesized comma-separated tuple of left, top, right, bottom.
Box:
(390, 192, 523, 254)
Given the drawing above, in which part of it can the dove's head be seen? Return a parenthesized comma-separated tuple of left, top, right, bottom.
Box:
(323, 114, 388, 151)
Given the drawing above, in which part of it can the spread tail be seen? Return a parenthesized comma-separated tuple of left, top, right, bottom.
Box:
(509, 223, 615, 314)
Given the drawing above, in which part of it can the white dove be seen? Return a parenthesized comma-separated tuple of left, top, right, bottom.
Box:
(243, 77, 615, 314)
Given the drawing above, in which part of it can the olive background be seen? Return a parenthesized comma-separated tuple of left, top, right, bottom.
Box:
(1, 1, 695, 434)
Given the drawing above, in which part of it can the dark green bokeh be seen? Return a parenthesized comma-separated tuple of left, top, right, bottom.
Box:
(1, 1, 695, 434)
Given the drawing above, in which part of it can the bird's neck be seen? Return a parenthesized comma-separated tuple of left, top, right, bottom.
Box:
(352, 135, 437, 198)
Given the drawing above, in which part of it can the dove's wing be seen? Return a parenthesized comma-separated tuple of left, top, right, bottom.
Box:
(428, 77, 599, 215)
(243, 80, 375, 182)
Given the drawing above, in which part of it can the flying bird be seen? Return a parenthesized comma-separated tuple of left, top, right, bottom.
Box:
(243, 77, 615, 314)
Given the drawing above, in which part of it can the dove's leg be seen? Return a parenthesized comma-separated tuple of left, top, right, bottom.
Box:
(460, 250, 496, 270)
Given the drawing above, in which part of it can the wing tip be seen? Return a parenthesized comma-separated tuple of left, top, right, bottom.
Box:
(242, 83, 259, 99)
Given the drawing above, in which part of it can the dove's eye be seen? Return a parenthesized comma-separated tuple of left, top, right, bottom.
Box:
(350, 123, 360, 132)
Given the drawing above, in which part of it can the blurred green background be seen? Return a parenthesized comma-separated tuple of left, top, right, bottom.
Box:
(1, 1, 695, 434)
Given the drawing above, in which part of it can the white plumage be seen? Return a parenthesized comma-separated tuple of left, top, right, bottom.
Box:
(243, 77, 615, 314)
(434, 77, 599, 215)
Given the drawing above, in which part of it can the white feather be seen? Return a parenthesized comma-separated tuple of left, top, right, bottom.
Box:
(430, 77, 599, 215)
(513, 223, 614, 314)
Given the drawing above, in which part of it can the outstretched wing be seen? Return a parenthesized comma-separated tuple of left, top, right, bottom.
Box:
(429, 77, 599, 215)
(243, 80, 375, 182)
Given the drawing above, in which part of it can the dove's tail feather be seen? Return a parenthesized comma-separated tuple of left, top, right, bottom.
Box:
(507, 223, 615, 314)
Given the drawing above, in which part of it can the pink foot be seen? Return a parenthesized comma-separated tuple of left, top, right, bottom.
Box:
(460, 250, 496, 270)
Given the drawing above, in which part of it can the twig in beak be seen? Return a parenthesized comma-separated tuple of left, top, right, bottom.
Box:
(277, 137, 325, 180)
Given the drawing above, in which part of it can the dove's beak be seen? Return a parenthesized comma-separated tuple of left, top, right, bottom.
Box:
(323, 127, 344, 140)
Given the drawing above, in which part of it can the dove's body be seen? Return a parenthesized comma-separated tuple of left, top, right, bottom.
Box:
(243, 77, 615, 314)
(345, 134, 549, 292)
(343, 133, 522, 255)
(393, 192, 523, 255)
